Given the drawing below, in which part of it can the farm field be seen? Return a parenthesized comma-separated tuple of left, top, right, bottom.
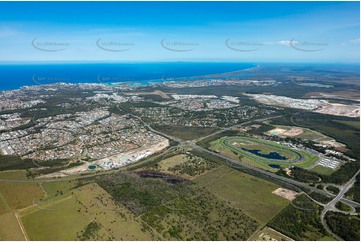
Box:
(154, 125, 219, 140)
(20, 183, 154, 241)
(0, 170, 29, 180)
(210, 136, 318, 171)
(40, 180, 78, 199)
(0, 212, 26, 240)
(0, 195, 8, 215)
(194, 165, 290, 224)
(0, 182, 43, 210)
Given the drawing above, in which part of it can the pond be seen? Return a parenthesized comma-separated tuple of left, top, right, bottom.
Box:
(242, 148, 288, 160)
(268, 164, 281, 169)
(88, 165, 97, 170)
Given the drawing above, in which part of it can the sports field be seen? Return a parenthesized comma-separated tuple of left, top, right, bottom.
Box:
(210, 136, 318, 171)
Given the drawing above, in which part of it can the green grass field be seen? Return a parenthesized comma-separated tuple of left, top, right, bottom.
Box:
(0, 193, 9, 215)
(0, 212, 26, 240)
(0, 182, 44, 210)
(0, 170, 29, 180)
(20, 183, 155, 241)
(154, 125, 219, 140)
(311, 165, 335, 176)
(333, 120, 360, 129)
(194, 166, 290, 224)
(210, 136, 318, 171)
(41, 180, 78, 199)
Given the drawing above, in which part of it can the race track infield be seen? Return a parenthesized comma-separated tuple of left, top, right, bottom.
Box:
(210, 136, 318, 171)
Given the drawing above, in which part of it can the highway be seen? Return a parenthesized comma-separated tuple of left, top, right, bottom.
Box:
(1, 107, 359, 240)
(126, 109, 359, 208)
(320, 170, 360, 241)
(193, 114, 285, 143)
(128, 108, 360, 241)
(129, 108, 359, 201)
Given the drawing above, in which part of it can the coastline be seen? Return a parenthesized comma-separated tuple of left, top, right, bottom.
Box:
(0, 62, 256, 92)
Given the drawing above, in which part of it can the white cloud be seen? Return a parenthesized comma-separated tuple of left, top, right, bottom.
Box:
(349, 38, 360, 44)
(341, 38, 360, 46)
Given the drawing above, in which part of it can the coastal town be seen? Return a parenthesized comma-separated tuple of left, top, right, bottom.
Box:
(0, 81, 359, 178)
(0, 107, 168, 175)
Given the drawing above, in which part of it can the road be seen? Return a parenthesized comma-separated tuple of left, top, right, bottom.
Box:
(193, 114, 285, 143)
(0, 145, 180, 184)
(120, 107, 360, 208)
(15, 210, 29, 241)
(129, 108, 360, 240)
(1, 108, 359, 240)
(129, 110, 358, 203)
(1, 111, 358, 208)
(320, 170, 360, 240)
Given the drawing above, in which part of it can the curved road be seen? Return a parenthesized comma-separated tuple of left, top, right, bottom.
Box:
(221, 136, 303, 164)
(1, 108, 359, 241)
(320, 170, 360, 241)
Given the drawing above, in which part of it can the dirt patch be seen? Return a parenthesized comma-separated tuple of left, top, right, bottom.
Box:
(130, 90, 172, 99)
(283, 127, 303, 137)
(268, 128, 286, 135)
(272, 188, 298, 201)
(268, 127, 303, 137)
(317, 100, 359, 117)
(304, 91, 360, 101)
(320, 140, 346, 149)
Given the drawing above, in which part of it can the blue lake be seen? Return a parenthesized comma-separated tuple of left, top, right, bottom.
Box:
(242, 148, 288, 160)
(268, 164, 281, 168)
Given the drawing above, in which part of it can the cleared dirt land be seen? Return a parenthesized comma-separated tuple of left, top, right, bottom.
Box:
(267, 125, 346, 148)
(250, 226, 293, 241)
(272, 188, 298, 201)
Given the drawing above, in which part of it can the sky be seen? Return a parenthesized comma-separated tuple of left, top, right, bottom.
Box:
(0, 1, 359, 63)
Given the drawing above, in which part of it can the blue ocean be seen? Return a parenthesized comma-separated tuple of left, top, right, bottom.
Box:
(0, 62, 255, 91)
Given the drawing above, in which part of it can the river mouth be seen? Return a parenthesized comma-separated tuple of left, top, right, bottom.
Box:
(242, 148, 288, 160)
